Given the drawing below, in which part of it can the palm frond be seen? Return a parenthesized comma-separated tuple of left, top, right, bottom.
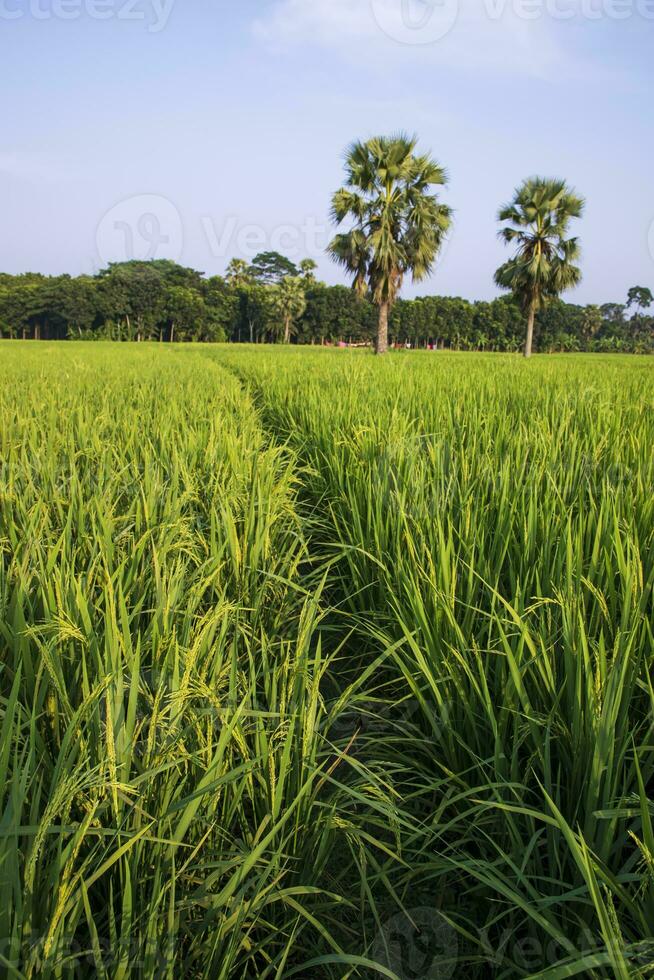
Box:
(327, 136, 452, 311)
(495, 176, 585, 316)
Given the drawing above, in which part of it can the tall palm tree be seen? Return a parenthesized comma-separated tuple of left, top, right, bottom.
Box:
(272, 276, 307, 344)
(495, 177, 585, 358)
(328, 135, 452, 354)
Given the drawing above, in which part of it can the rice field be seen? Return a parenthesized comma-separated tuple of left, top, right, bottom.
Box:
(1, 342, 653, 978)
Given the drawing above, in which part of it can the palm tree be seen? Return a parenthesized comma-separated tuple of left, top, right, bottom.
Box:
(495, 177, 585, 358)
(299, 259, 318, 284)
(272, 276, 307, 344)
(328, 135, 452, 354)
(225, 258, 251, 288)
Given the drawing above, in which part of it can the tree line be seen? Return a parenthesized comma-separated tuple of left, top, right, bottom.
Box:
(1, 133, 653, 354)
(1, 257, 652, 353)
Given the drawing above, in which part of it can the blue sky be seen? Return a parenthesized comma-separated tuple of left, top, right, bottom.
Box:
(1, 0, 652, 303)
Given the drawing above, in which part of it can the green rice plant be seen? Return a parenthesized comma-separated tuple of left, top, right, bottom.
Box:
(0, 344, 404, 978)
(211, 345, 654, 977)
(2, 342, 653, 977)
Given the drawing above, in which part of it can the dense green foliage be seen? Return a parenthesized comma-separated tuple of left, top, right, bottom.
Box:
(1, 260, 652, 352)
(1, 344, 653, 977)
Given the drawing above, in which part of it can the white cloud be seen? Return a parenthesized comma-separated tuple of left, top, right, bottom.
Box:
(253, 0, 600, 79)
(254, 0, 368, 45)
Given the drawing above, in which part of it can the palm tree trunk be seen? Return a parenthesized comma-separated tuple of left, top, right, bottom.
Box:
(377, 302, 389, 355)
(524, 304, 535, 358)
(284, 317, 290, 344)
